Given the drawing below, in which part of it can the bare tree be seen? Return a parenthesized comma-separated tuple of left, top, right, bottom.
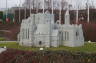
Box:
(61, 0, 68, 10)
(23, 0, 69, 10)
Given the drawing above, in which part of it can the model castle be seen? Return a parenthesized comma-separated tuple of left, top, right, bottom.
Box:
(18, 9, 84, 47)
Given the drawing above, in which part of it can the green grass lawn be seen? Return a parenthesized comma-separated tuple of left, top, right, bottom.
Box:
(0, 42, 96, 53)
(0, 42, 39, 51)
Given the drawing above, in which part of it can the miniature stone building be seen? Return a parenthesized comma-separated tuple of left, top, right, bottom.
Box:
(18, 11, 60, 47)
(18, 10, 84, 47)
(60, 9, 84, 47)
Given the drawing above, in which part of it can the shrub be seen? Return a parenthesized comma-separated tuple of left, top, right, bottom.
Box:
(0, 49, 96, 63)
(0, 37, 6, 41)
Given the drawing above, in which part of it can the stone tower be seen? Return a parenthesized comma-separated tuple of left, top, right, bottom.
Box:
(65, 9, 70, 25)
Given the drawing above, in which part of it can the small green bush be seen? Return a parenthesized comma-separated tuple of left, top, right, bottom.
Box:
(0, 37, 6, 41)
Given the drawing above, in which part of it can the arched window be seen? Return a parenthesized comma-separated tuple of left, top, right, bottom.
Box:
(76, 31, 79, 36)
(39, 41, 42, 45)
(26, 29, 27, 39)
(27, 29, 29, 39)
(22, 29, 25, 39)
(76, 31, 79, 40)
(64, 31, 69, 41)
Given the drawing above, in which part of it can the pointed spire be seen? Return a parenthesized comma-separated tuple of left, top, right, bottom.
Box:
(76, 6, 79, 23)
(65, 6, 70, 25)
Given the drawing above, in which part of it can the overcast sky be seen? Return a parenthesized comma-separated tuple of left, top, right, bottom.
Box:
(0, 0, 96, 10)
(0, 0, 24, 9)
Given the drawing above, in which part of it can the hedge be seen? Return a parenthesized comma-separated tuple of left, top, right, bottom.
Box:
(0, 49, 96, 63)
(0, 37, 6, 41)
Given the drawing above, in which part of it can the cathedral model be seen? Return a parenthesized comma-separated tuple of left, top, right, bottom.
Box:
(18, 9, 84, 47)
